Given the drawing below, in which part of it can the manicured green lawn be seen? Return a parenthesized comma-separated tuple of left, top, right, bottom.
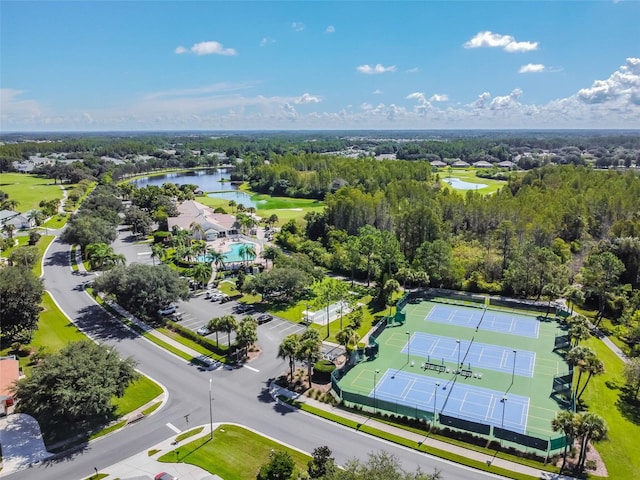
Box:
(433, 168, 506, 195)
(158, 424, 311, 480)
(196, 192, 324, 226)
(0, 233, 54, 277)
(175, 426, 204, 443)
(113, 375, 163, 417)
(0, 292, 86, 373)
(581, 336, 640, 479)
(0, 173, 64, 212)
(42, 214, 68, 229)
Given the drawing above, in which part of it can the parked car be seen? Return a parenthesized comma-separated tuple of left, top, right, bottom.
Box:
(220, 294, 231, 303)
(155, 473, 177, 480)
(196, 326, 211, 336)
(257, 314, 273, 324)
(235, 304, 253, 313)
(168, 312, 183, 321)
(158, 305, 177, 316)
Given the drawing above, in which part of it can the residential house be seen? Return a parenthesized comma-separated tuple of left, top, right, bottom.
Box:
(167, 200, 240, 240)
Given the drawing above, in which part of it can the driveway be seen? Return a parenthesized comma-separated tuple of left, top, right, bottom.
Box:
(0, 414, 52, 475)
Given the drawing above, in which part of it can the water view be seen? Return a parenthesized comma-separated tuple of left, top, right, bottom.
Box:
(442, 178, 488, 191)
(131, 168, 262, 208)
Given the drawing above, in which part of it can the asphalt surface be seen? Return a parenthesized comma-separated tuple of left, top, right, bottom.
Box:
(2, 235, 505, 480)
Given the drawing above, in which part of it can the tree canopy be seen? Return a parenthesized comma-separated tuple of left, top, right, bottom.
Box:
(0, 266, 44, 342)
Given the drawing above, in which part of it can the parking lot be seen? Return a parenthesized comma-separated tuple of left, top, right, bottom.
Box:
(173, 291, 307, 346)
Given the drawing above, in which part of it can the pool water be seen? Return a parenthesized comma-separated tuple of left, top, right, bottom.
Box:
(198, 242, 256, 263)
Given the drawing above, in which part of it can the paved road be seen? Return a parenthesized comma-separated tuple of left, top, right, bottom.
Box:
(4, 236, 505, 480)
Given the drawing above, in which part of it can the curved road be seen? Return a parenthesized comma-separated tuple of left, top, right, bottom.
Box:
(5, 236, 503, 480)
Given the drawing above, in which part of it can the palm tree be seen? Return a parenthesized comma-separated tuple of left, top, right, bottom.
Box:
(551, 410, 577, 472)
(1, 198, 19, 211)
(3, 223, 16, 240)
(575, 413, 608, 471)
(568, 315, 590, 347)
(191, 262, 212, 288)
(278, 334, 300, 383)
(261, 245, 280, 269)
(219, 314, 238, 347)
(383, 278, 401, 315)
(567, 345, 593, 399)
(236, 203, 246, 213)
(27, 210, 44, 227)
(565, 285, 585, 315)
(297, 329, 322, 389)
(85, 242, 112, 270)
(238, 243, 256, 266)
(189, 221, 205, 241)
(207, 317, 223, 346)
(207, 248, 226, 272)
(150, 243, 165, 266)
(576, 356, 605, 402)
(235, 316, 258, 360)
(228, 200, 237, 213)
(266, 214, 278, 229)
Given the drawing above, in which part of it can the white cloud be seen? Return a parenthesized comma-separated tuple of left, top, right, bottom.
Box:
(406, 67, 420, 73)
(4, 59, 639, 130)
(325, 25, 335, 33)
(357, 64, 397, 74)
(490, 88, 523, 109)
(464, 31, 538, 52)
(292, 22, 305, 32)
(469, 92, 491, 109)
(519, 64, 546, 73)
(295, 93, 321, 104)
(175, 41, 237, 56)
(372, 89, 383, 95)
(259, 37, 276, 47)
(577, 57, 640, 104)
(430, 94, 449, 102)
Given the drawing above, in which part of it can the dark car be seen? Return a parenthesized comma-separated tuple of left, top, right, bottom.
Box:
(257, 314, 273, 324)
(235, 304, 253, 313)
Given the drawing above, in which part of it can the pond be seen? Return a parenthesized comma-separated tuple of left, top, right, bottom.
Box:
(442, 178, 488, 191)
(131, 168, 262, 208)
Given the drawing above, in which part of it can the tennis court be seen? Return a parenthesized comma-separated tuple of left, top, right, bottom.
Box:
(401, 332, 536, 377)
(425, 304, 540, 338)
(372, 369, 530, 433)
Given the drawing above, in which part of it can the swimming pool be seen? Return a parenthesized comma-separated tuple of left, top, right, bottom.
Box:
(197, 242, 256, 264)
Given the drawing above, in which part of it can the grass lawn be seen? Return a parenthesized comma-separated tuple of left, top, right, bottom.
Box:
(0, 173, 65, 212)
(433, 168, 506, 196)
(158, 424, 311, 480)
(42, 214, 68, 229)
(0, 292, 86, 373)
(196, 191, 325, 226)
(113, 374, 163, 417)
(580, 336, 640, 479)
(0, 233, 54, 277)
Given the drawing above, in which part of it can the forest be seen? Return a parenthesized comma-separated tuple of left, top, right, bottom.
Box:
(1, 131, 639, 356)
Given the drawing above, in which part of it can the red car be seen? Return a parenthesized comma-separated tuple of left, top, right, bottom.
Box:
(155, 473, 177, 480)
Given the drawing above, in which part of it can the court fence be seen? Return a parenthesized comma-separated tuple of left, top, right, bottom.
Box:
(336, 386, 566, 454)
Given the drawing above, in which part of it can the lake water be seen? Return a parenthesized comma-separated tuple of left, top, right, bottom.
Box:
(442, 178, 488, 191)
(131, 168, 261, 208)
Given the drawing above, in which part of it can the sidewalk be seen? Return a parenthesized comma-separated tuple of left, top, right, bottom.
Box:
(85, 425, 222, 480)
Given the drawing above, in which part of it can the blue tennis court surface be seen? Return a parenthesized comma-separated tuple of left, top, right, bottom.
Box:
(372, 370, 529, 433)
(402, 332, 536, 377)
(425, 304, 540, 338)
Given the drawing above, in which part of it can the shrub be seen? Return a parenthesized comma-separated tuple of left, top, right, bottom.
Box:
(166, 320, 229, 356)
(313, 360, 336, 383)
(152, 231, 171, 244)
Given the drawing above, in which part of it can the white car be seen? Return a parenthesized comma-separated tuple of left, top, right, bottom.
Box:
(158, 305, 177, 316)
(196, 326, 211, 336)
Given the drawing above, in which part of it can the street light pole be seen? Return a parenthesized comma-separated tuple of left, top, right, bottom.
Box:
(209, 378, 213, 439)
(326, 291, 330, 338)
(512, 350, 517, 384)
(456, 339, 461, 371)
(374, 369, 380, 414)
(434, 382, 440, 425)
(406, 331, 411, 363)
(500, 396, 507, 447)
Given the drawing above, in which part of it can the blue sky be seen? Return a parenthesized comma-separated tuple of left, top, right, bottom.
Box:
(1, 1, 639, 131)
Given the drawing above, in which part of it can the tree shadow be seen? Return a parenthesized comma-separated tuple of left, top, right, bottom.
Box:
(44, 249, 71, 267)
(615, 387, 640, 425)
(73, 304, 140, 342)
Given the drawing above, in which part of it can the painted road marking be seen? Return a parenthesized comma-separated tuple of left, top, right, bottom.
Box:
(244, 365, 260, 373)
(166, 422, 181, 434)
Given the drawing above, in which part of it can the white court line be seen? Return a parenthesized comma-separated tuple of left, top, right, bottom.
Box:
(509, 318, 515, 332)
(521, 398, 530, 428)
(486, 395, 497, 421)
(447, 309, 456, 322)
(166, 422, 181, 434)
(499, 349, 508, 369)
(428, 338, 440, 356)
(401, 378, 416, 400)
